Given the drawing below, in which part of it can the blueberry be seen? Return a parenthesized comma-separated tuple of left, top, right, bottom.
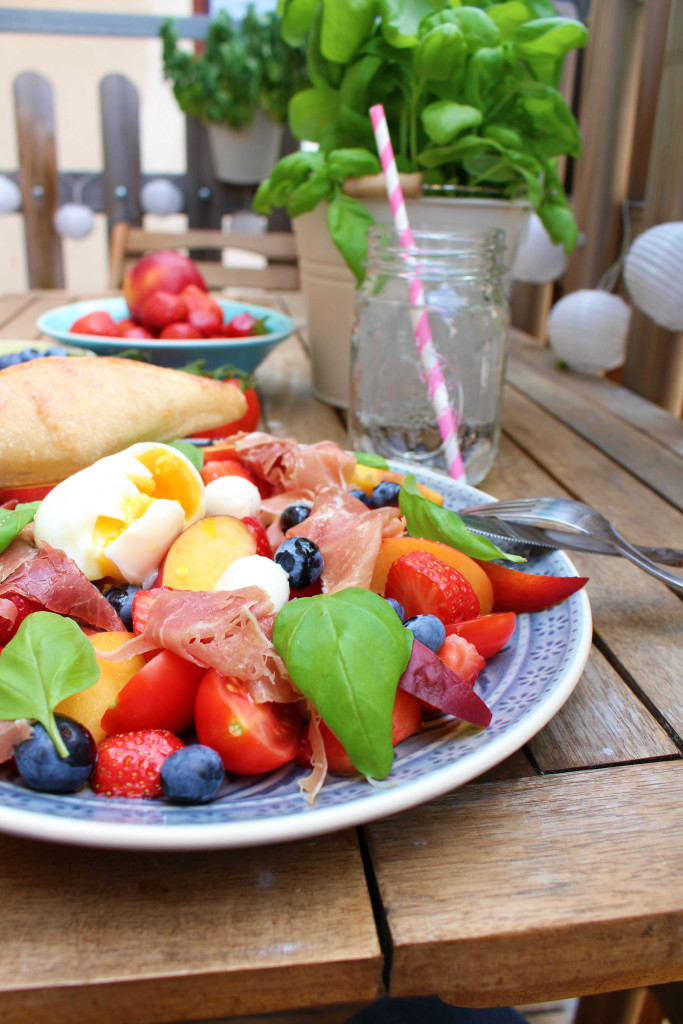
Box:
(349, 488, 371, 507)
(44, 345, 71, 357)
(160, 745, 225, 805)
(19, 347, 42, 362)
(0, 352, 25, 370)
(279, 503, 312, 531)
(104, 583, 140, 631)
(274, 536, 324, 590)
(369, 481, 401, 508)
(385, 598, 405, 621)
(403, 614, 446, 653)
(14, 715, 96, 794)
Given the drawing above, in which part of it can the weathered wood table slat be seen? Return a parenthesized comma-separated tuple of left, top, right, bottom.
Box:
(0, 291, 681, 1024)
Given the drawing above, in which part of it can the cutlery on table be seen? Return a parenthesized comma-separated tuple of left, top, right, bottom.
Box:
(459, 497, 683, 592)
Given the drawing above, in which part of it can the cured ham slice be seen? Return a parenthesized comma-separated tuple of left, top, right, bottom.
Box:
(0, 546, 124, 632)
(101, 586, 298, 704)
(0, 539, 37, 585)
(0, 720, 32, 764)
(288, 489, 404, 593)
(234, 433, 356, 493)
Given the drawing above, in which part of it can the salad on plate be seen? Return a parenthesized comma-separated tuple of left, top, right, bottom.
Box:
(0, 433, 589, 811)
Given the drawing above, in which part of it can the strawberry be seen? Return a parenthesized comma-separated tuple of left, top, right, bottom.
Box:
(131, 587, 172, 634)
(242, 516, 272, 558)
(92, 729, 185, 799)
(385, 550, 480, 623)
(437, 634, 486, 686)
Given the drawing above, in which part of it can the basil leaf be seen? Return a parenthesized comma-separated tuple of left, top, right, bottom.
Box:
(399, 474, 525, 562)
(273, 588, 413, 779)
(0, 612, 99, 757)
(0, 502, 40, 555)
(169, 441, 203, 472)
(354, 452, 390, 469)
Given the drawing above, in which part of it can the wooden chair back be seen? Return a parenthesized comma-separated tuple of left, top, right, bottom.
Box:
(108, 222, 299, 292)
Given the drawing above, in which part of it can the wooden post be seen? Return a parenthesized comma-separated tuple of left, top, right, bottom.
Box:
(100, 74, 143, 233)
(13, 71, 64, 288)
(621, 0, 683, 416)
(561, 0, 646, 292)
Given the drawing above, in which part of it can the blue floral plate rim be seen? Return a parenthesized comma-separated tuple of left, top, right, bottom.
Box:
(0, 462, 592, 851)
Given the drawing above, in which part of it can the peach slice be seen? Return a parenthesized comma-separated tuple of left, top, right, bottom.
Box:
(158, 515, 256, 591)
(371, 536, 494, 615)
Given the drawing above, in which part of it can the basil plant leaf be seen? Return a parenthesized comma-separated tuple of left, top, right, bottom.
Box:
(399, 474, 525, 562)
(273, 588, 413, 779)
(0, 611, 99, 757)
(0, 502, 41, 556)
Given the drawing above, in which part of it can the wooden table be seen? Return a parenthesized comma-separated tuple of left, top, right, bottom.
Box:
(1, 290, 682, 1024)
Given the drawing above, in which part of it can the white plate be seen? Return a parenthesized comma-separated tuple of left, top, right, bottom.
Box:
(0, 463, 592, 850)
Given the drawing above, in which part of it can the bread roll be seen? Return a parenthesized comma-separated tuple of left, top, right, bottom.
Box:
(0, 356, 248, 487)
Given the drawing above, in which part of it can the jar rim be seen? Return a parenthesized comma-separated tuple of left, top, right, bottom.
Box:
(366, 223, 506, 255)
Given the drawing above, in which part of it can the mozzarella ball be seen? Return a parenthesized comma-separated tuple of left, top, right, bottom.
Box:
(204, 476, 261, 519)
(213, 554, 290, 612)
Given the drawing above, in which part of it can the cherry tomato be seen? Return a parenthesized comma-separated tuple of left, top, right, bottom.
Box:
(0, 483, 54, 504)
(192, 379, 261, 438)
(200, 460, 259, 487)
(296, 688, 423, 775)
(445, 612, 517, 660)
(223, 312, 267, 338)
(194, 669, 302, 775)
(101, 650, 205, 736)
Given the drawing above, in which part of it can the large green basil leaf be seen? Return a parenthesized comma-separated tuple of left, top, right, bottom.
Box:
(327, 193, 375, 283)
(0, 502, 40, 556)
(0, 612, 99, 756)
(273, 588, 413, 779)
(422, 100, 483, 145)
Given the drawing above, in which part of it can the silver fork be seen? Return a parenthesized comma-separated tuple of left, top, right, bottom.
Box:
(460, 497, 683, 593)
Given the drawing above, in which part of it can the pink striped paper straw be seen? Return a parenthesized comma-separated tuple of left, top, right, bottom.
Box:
(369, 104, 465, 481)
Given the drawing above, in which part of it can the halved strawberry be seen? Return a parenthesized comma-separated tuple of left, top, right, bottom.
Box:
(242, 516, 272, 558)
(385, 550, 480, 623)
(131, 587, 173, 634)
(437, 634, 486, 686)
(92, 729, 185, 799)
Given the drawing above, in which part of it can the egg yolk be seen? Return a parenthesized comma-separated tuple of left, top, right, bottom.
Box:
(131, 448, 202, 523)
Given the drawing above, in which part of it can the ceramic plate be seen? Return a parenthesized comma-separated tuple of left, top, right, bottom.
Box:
(36, 297, 296, 373)
(0, 463, 592, 851)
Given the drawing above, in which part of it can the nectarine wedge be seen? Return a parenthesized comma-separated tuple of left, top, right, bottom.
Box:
(474, 559, 589, 613)
(158, 515, 256, 591)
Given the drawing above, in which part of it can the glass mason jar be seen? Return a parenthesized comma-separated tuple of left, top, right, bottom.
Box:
(348, 226, 510, 486)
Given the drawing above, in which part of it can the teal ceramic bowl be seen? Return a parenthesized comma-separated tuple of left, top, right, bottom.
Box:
(36, 296, 296, 374)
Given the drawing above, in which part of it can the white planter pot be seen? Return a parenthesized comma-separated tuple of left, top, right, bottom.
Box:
(293, 196, 531, 408)
(207, 113, 284, 185)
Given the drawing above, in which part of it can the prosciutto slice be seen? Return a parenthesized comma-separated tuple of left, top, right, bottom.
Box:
(0, 720, 32, 764)
(0, 539, 37, 585)
(0, 546, 124, 632)
(234, 433, 356, 493)
(288, 489, 404, 593)
(100, 586, 298, 704)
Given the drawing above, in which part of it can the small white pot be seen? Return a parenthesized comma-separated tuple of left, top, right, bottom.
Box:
(207, 113, 284, 185)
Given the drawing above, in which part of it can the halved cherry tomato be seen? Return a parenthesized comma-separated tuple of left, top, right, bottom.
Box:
(101, 650, 205, 736)
(0, 483, 54, 505)
(445, 612, 517, 660)
(194, 669, 303, 775)
(192, 378, 260, 438)
(296, 688, 423, 776)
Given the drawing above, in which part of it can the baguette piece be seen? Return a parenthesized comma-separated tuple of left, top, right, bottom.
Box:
(0, 356, 248, 488)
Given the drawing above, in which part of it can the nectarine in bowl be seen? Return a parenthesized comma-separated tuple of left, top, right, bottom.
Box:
(37, 296, 296, 374)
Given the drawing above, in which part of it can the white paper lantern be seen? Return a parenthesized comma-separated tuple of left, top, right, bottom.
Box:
(53, 202, 95, 239)
(0, 175, 22, 214)
(623, 221, 683, 331)
(512, 213, 568, 283)
(547, 289, 632, 373)
(140, 179, 184, 217)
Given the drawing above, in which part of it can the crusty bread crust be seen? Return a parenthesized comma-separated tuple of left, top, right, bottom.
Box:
(0, 356, 247, 487)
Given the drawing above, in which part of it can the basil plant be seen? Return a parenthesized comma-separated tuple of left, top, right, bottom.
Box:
(253, 0, 589, 281)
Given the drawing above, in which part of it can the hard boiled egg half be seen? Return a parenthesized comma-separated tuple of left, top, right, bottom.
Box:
(33, 442, 205, 584)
